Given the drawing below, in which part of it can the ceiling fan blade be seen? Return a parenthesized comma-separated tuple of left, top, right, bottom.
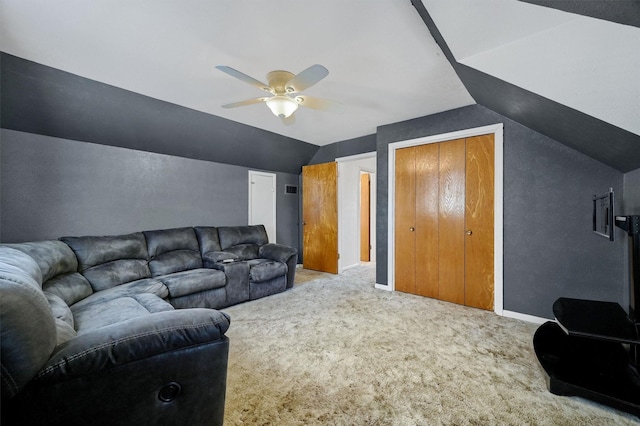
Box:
(281, 114, 296, 126)
(294, 95, 343, 112)
(221, 97, 268, 108)
(215, 66, 272, 93)
(285, 64, 329, 93)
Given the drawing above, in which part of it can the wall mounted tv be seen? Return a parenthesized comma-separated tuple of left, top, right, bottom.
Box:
(593, 188, 614, 241)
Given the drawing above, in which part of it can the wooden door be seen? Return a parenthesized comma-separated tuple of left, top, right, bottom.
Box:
(393, 134, 494, 310)
(438, 139, 466, 305)
(302, 162, 338, 273)
(465, 134, 494, 310)
(395, 146, 417, 294)
(360, 173, 371, 262)
(414, 143, 439, 297)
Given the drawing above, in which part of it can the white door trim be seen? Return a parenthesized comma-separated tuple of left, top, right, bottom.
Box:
(386, 123, 504, 315)
(336, 154, 377, 274)
(248, 170, 277, 243)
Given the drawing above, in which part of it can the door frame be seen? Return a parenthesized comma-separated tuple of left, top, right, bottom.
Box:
(385, 123, 504, 315)
(336, 152, 376, 273)
(248, 170, 277, 243)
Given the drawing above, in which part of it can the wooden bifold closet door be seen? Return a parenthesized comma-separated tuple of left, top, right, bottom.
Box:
(395, 134, 494, 310)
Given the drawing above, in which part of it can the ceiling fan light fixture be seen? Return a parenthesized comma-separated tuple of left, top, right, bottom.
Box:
(266, 95, 298, 118)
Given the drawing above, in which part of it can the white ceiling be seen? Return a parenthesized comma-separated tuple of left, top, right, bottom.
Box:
(1, 0, 638, 147)
(0, 0, 474, 146)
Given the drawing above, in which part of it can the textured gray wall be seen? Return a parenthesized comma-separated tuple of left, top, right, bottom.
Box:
(308, 134, 377, 165)
(0, 129, 300, 251)
(376, 104, 626, 319)
(623, 168, 640, 214)
(1, 53, 319, 175)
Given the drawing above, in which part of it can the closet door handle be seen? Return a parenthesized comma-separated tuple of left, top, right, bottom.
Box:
(409, 227, 415, 232)
(465, 230, 473, 235)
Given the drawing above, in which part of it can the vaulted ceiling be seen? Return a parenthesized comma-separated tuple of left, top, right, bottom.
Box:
(1, 0, 638, 171)
(416, 0, 640, 172)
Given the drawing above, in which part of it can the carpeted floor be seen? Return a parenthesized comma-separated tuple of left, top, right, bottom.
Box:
(222, 264, 639, 425)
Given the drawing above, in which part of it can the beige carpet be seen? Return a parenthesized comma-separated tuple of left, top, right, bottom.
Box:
(222, 264, 639, 425)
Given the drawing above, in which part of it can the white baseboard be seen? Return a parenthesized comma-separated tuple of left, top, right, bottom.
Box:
(375, 283, 392, 291)
(342, 263, 361, 272)
(370, 285, 552, 324)
(502, 310, 551, 325)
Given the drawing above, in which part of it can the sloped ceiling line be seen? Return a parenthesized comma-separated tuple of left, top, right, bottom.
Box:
(412, 0, 640, 173)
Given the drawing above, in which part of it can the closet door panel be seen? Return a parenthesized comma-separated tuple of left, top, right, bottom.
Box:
(438, 139, 466, 305)
(415, 143, 439, 298)
(465, 134, 495, 310)
(395, 146, 416, 294)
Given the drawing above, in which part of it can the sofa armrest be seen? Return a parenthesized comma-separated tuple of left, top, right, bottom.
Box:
(35, 308, 230, 384)
(259, 244, 298, 289)
(202, 251, 239, 267)
(259, 243, 297, 264)
(6, 308, 230, 426)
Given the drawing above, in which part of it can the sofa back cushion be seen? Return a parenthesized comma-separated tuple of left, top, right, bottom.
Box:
(7, 240, 77, 282)
(193, 226, 222, 254)
(218, 225, 269, 260)
(8, 241, 93, 306)
(143, 228, 202, 277)
(61, 233, 151, 292)
(0, 246, 57, 399)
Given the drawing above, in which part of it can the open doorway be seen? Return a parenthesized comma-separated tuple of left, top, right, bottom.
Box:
(337, 153, 376, 272)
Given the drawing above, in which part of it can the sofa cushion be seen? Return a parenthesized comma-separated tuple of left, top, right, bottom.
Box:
(0, 247, 56, 399)
(247, 259, 288, 282)
(70, 278, 168, 311)
(42, 272, 93, 306)
(7, 241, 77, 283)
(194, 226, 222, 254)
(143, 228, 203, 276)
(148, 250, 203, 276)
(73, 295, 172, 334)
(44, 292, 74, 329)
(157, 269, 226, 298)
(83, 259, 151, 292)
(62, 233, 151, 291)
(218, 225, 269, 250)
(44, 292, 78, 346)
(132, 293, 175, 314)
(224, 244, 260, 261)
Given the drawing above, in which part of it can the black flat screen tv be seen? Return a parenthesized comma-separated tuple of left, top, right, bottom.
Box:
(593, 188, 614, 241)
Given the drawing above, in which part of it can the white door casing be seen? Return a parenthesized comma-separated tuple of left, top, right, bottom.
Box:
(383, 123, 504, 316)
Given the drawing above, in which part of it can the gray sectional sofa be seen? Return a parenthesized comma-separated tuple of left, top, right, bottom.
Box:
(0, 225, 297, 426)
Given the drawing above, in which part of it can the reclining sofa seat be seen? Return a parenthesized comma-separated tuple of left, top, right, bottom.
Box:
(215, 225, 297, 300)
(0, 242, 230, 426)
(142, 227, 228, 309)
(59, 233, 171, 333)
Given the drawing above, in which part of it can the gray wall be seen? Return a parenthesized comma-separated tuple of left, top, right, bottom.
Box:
(1, 53, 318, 175)
(1, 129, 300, 250)
(623, 168, 640, 214)
(308, 134, 377, 165)
(375, 104, 626, 319)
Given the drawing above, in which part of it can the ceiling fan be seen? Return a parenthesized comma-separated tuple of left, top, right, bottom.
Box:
(215, 64, 342, 125)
